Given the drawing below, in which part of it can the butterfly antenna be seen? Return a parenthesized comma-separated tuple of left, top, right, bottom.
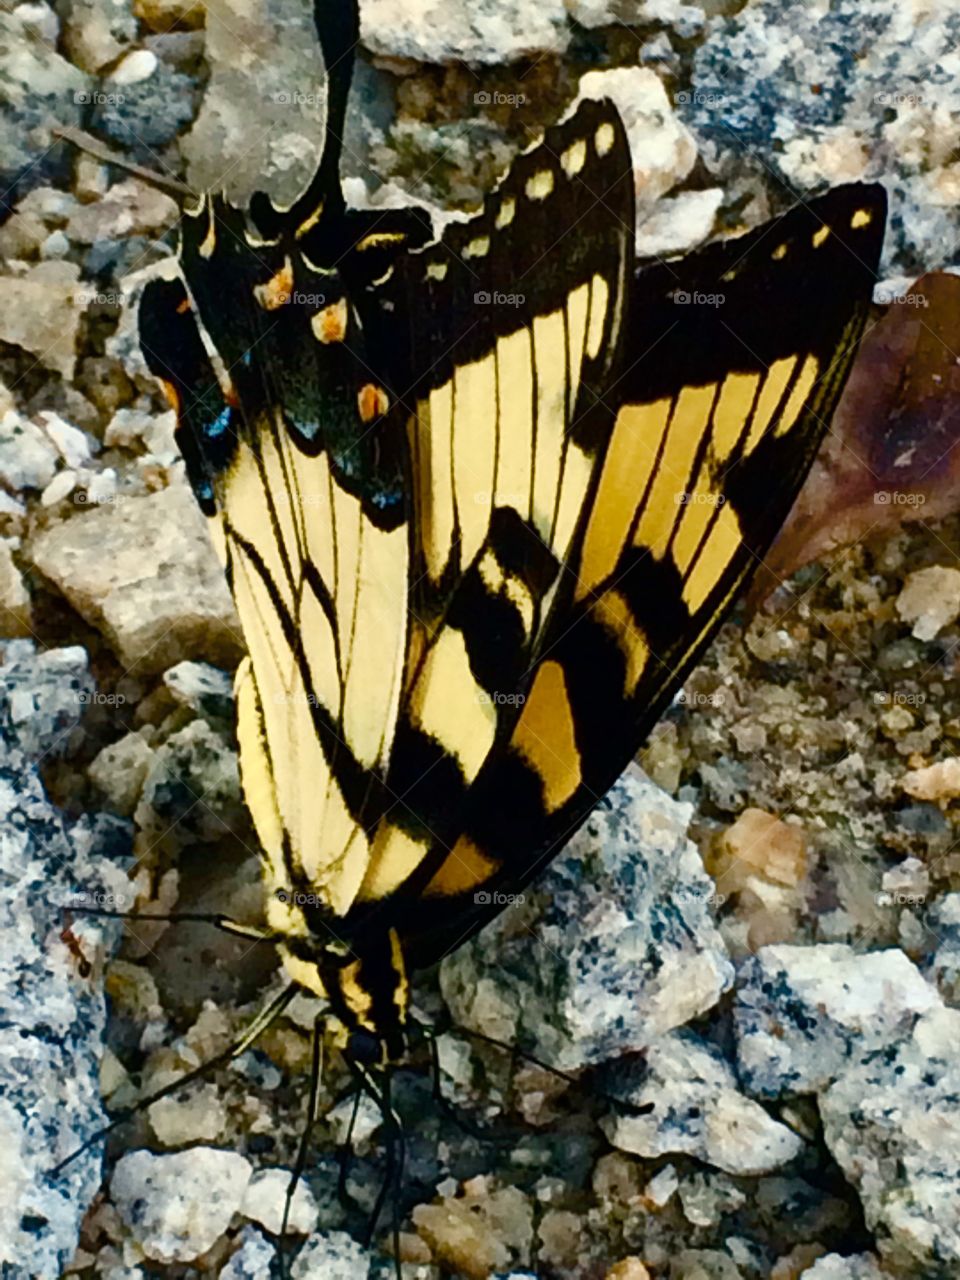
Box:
(48, 983, 298, 1177)
(53, 125, 195, 201)
(63, 903, 275, 940)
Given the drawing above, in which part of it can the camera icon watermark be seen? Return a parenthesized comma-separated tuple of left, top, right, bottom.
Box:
(873, 490, 925, 507)
(474, 890, 524, 906)
(672, 290, 725, 307)
(474, 290, 525, 307)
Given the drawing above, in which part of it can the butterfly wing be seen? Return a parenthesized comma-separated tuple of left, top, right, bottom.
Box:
(376, 182, 887, 967)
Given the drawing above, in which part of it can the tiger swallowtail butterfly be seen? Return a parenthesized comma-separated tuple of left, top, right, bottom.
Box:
(134, 0, 886, 1255)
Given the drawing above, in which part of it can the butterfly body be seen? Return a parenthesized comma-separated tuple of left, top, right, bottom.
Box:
(139, 0, 886, 1071)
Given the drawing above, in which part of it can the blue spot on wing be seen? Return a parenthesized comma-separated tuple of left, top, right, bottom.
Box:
(205, 406, 232, 440)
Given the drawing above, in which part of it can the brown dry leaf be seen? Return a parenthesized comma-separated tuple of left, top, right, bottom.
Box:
(754, 272, 960, 602)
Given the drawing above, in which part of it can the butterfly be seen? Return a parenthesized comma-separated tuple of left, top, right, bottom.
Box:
(131, 0, 886, 1260)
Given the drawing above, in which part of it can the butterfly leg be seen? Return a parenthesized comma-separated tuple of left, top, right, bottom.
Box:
(336, 1086, 363, 1211)
(277, 1014, 325, 1278)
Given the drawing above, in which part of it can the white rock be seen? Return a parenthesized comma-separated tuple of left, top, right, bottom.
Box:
(0, 410, 58, 492)
(104, 406, 178, 466)
(40, 469, 78, 507)
(635, 187, 724, 258)
(40, 229, 70, 259)
(902, 757, 960, 802)
(109, 48, 158, 85)
(441, 767, 734, 1071)
(798, 1255, 888, 1280)
(240, 1169, 319, 1237)
(896, 565, 960, 641)
(9, 2, 59, 45)
(112, 1149, 252, 1263)
(736, 944, 942, 1098)
(644, 1163, 679, 1206)
(601, 1030, 802, 1176)
(83, 468, 119, 506)
(361, 0, 570, 64)
(36, 411, 94, 467)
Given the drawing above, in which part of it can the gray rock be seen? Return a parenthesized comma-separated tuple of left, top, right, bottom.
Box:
(440, 766, 734, 1071)
(361, 0, 570, 65)
(181, 0, 327, 208)
(0, 261, 84, 381)
(798, 1255, 888, 1280)
(221, 1226, 276, 1279)
(94, 56, 201, 155)
(111, 1147, 253, 1263)
(61, 0, 138, 74)
(0, 735, 131, 1276)
(688, 0, 960, 274)
(925, 893, 960, 1006)
(0, 10, 90, 201)
(0, 540, 32, 638)
(600, 1029, 803, 1176)
(29, 481, 243, 675)
(87, 730, 155, 817)
(735, 944, 942, 1098)
(821, 1007, 960, 1277)
(135, 718, 244, 846)
(66, 179, 179, 247)
(291, 1230, 369, 1279)
(0, 640, 93, 762)
(671, 1251, 745, 1280)
(163, 660, 234, 722)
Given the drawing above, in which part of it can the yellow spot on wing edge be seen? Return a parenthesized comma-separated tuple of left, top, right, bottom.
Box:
(526, 169, 555, 201)
(496, 197, 516, 228)
(512, 660, 581, 813)
(851, 208, 873, 228)
(812, 225, 831, 248)
(595, 122, 615, 156)
(562, 139, 587, 177)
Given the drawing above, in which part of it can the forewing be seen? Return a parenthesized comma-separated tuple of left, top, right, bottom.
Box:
(349, 98, 636, 906)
